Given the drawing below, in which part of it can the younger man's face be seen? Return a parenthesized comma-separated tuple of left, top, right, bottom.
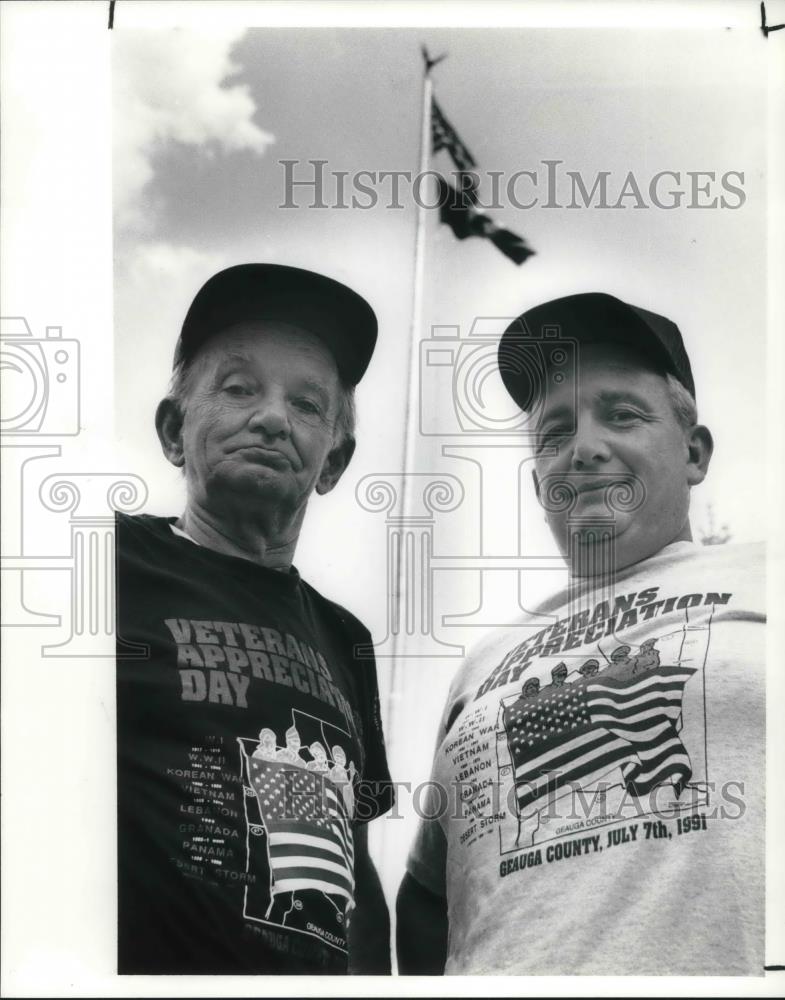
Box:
(533, 342, 707, 573)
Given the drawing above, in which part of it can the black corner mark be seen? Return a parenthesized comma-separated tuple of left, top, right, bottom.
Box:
(764, 963, 785, 970)
(108, 0, 115, 30)
(760, 2, 785, 37)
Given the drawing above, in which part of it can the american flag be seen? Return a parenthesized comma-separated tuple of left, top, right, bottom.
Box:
(435, 174, 535, 265)
(244, 754, 354, 902)
(503, 664, 697, 814)
(431, 98, 477, 171)
(430, 97, 535, 265)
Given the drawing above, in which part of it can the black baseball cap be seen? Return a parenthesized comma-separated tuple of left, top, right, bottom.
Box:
(498, 292, 696, 409)
(175, 263, 378, 386)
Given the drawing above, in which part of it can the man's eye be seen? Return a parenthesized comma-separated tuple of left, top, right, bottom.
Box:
(540, 424, 571, 441)
(222, 383, 254, 397)
(293, 398, 322, 416)
(609, 408, 641, 423)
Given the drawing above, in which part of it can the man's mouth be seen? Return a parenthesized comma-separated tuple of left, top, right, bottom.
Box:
(557, 477, 636, 503)
(233, 446, 291, 469)
(575, 481, 611, 496)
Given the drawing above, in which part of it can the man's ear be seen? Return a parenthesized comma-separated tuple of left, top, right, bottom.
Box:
(531, 467, 542, 502)
(316, 435, 355, 495)
(685, 424, 714, 486)
(155, 397, 186, 469)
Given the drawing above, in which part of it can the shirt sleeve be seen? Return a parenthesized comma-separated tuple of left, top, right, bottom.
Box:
(351, 631, 395, 825)
(403, 692, 457, 897)
(406, 793, 448, 896)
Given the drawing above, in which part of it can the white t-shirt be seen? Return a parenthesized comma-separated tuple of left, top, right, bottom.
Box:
(407, 541, 765, 975)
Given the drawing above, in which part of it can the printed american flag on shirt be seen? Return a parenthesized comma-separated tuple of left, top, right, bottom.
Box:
(245, 755, 355, 901)
(503, 664, 697, 814)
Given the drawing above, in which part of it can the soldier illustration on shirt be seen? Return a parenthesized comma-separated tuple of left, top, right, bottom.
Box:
(633, 638, 661, 673)
(578, 658, 600, 678)
(541, 662, 568, 693)
(252, 727, 278, 761)
(330, 745, 354, 815)
(275, 725, 307, 767)
(610, 644, 633, 671)
(307, 741, 330, 772)
(521, 677, 541, 699)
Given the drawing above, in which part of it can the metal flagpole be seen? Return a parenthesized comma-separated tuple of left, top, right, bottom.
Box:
(385, 50, 438, 734)
(408, 65, 434, 414)
(373, 51, 447, 947)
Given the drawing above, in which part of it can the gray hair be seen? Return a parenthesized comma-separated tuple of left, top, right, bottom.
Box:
(167, 355, 356, 448)
(664, 373, 698, 431)
(333, 384, 356, 447)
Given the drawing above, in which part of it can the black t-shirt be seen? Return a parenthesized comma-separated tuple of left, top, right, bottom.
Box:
(116, 513, 393, 974)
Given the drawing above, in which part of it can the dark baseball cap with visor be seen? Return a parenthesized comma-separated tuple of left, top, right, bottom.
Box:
(174, 263, 378, 386)
(497, 292, 696, 413)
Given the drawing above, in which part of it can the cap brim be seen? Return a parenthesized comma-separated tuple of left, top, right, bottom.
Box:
(176, 263, 378, 386)
(498, 292, 695, 411)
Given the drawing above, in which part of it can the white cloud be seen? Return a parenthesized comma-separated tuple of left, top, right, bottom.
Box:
(113, 29, 274, 231)
(115, 240, 225, 357)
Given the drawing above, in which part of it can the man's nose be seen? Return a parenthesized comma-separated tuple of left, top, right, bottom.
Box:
(569, 416, 611, 469)
(247, 392, 290, 438)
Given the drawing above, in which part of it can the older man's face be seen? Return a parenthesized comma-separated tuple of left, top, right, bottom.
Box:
(533, 342, 704, 573)
(178, 322, 345, 516)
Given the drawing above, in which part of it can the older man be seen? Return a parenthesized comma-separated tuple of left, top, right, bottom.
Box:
(116, 264, 393, 974)
(398, 292, 764, 975)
